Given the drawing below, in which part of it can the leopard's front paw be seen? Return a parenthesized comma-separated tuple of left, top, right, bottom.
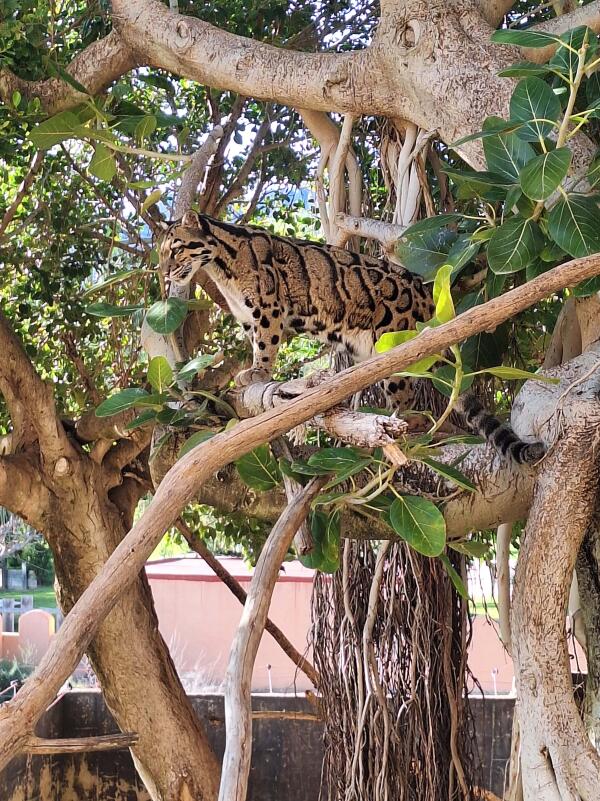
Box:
(234, 367, 271, 388)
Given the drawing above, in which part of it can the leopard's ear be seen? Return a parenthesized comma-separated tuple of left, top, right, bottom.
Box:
(181, 210, 201, 228)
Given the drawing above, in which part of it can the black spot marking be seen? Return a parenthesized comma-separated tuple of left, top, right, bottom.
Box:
(260, 315, 270, 328)
(271, 335, 280, 345)
(388, 381, 398, 393)
(258, 342, 266, 351)
(252, 309, 261, 319)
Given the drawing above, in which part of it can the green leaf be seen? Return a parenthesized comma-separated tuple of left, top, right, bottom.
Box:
(490, 29, 561, 49)
(450, 121, 524, 149)
(509, 77, 561, 142)
(178, 430, 217, 458)
(141, 188, 163, 215)
(299, 510, 340, 573)
(308, 447, 372, 482)
(82, 268, 150, 298)
(549, 26, 597, 78)
(497, 61, 551, 78)
(482, 116, 536, 181)
(135, 115, 157, 144)
(449, 539, 491, 558)
(487, 217, 545, 274)
(443, 166, 515, 188)
(439, 555, 469, 599)
(147, 356, 173, 392)
(236, 444, 281, 491)
(146, 298, 188, 334)
(375, 330, 439, 374)
(88, 143, 117, 182)
(12, 90, 21, 108)
(446, 235, 480, 274)
(588, 154, 600, 188)
(176, 354, 216, 382)
(398, 214, 463, 235)
(547, 195, 600, 258)
(433, 264, 455, 323)
(85, 302, 144, 318)
(420, 458, 476, 491)
(289, 460, 332, 476)
(95, 388, 150, 417)
(395, 227, 458, 281)
(519, 147, 571, 201)
(431, 364, 475, 398)
(29, 110, 81, 149)
(474, 366, 558, 383)
(389, 496, 446, 557)
(46, 61, 90, 95)
(124, 409, 157, 430)
(486, 269, 507, 298)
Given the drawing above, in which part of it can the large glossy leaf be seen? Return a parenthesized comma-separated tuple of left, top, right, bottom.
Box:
(482, 117, 535, 181)
(490, 29, 561, 48)
(29, 110, 82, 149)
(146, 298, 188, 333)
(176, 353, 216, 382)
(88, 144, 117, 182)
(519, 147, 571, 201)
(549, 26, 597, 78)
(547, 195, 600, 258)
(398, 214, 462, 235)
(236, 444, 281, 491)
(95, 388, 150, 417)
(147, 356, 173, 392)
(442, 167, 514, 188)
(395, 228, 458, 281)
(588, 154, 600, 188)
(509, 77, 561, 142)
(487, 217, 545, 274)
(389, 496, 446, 557)
(308, 447, 372, 482)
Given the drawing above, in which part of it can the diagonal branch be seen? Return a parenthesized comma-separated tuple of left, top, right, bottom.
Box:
(1, 250, 600, 774)
(0, 30, 135, 115)
(526, 0, 600, 61)
(218, 475, 327, 801)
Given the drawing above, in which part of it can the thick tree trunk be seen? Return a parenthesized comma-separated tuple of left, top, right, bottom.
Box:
(47, 463, 220, 801)
(511, 371, 600, 800)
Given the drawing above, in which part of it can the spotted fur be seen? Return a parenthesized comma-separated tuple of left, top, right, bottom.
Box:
(159, 211, 543, 464)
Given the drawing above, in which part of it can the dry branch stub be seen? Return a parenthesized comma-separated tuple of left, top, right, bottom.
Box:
(1, 252, 600, 774)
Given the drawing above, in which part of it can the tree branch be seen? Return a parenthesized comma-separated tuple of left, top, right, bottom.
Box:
(1, 250, 600, 774)
(0, 152, 44, 242)
(0, 310, 73, 463)
(218, 476, 326, 801)
(172, 125, 224, 218)
(25, 732, 138, 754)
(527, 0, 600, 62)
(176, 519, 319, 687)
(0, 30, 135, 114)
(112, 0, 372, 114)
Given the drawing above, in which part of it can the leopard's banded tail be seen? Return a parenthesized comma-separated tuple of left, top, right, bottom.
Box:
(455, 393, 545, 464)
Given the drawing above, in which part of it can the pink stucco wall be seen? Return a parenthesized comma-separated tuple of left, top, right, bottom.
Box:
(0, 610, 55, 665)
(146, 556, 315, 692)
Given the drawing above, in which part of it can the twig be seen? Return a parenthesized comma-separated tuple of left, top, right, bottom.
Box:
(218, 476, 326, 801)
(173, 125, 224, 219)
(175, 518, 319, 686)
(270, 437, 315, 556)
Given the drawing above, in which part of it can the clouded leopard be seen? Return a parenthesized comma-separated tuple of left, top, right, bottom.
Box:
(159, 210, 543, 464)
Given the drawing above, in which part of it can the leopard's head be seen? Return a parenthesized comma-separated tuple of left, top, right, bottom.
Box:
(158, 210, 215, 287)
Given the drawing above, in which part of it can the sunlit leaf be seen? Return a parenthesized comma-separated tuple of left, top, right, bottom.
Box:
(95, 388, 150, 417)
(236, 444, 281, 491)
(178, 430, 217, 458)
(519, 147, 571, 201)
(509, 77, 561, 142)
(147, 356, 173, 392)
(88, 143, 117, 182)
(146, 298, 188, 333)
(389, 496, 446, 557)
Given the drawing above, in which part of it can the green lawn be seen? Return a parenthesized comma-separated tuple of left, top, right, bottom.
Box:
(0, 587, 57, 609)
